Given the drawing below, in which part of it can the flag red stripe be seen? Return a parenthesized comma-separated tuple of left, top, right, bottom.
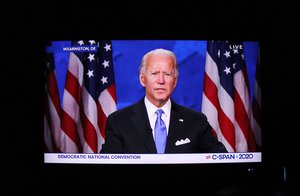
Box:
(107, 84, 117, 101)
(203, 72, 236, 150)
(61, 67, 83, 152)
(44, 90, 58, 152)
(97, 102, 108, 139)
(80, 110, 98, 153)
(203, 73, 219, 110)
(61, 110, 83, 151)
(47, 73, 61, 114)
(217, 108, 236, 151)
(46, 71, 62, 152)
(234, 87, 256, 151)
(234, 86, 251, 139)
(65, 70, 82, 104)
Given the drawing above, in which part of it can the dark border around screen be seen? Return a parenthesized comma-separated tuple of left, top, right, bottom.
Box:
(7, 2, 297, 195)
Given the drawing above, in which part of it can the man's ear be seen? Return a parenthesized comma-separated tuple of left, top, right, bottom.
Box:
(139, 74, 145, 87)
(174, 77, 178, 88)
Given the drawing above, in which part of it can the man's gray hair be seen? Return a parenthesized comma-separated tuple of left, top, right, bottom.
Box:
(138, 48, 179, 77)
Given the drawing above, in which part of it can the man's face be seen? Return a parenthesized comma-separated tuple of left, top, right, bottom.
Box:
(140, 54, 178, 108)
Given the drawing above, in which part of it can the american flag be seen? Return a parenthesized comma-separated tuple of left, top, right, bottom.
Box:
(44, 40, 117, 153)
(201, 40, 257, 152)
(44, 49, 62, 152)
(251, 48, 262, 149)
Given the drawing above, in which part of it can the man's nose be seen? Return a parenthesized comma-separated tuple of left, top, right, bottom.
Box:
(157, 73, 165, 83)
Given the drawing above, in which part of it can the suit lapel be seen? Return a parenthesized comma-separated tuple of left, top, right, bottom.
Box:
(165, 102, 184, 153)
(130, 100, 157, 153)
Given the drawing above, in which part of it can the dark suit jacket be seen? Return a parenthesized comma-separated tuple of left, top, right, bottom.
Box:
(100, 99, 228, 153)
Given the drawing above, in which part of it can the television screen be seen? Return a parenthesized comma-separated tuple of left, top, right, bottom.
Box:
(44, 40, 262, 165)
(8, 3, 297, 195)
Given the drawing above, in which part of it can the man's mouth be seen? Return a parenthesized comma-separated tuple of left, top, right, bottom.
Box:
(155, 88, 166, 91)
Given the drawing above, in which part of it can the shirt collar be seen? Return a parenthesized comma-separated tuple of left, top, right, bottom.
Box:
(144, 97, 171, 117)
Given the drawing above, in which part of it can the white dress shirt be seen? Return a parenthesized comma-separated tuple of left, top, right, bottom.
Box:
(144, 97, 171, 140)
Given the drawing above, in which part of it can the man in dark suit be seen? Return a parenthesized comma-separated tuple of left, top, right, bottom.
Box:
(100, 48, 227, 154)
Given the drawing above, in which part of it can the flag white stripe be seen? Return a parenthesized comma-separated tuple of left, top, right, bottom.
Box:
(68, 52, 84, 86)
(60, 132, 79, 152)
(234, 121, 248, 152)
(218, 86, 235, 123)
(204, 52, 220, 86)
(202, 94, 235, 152)
(202, 94, 220, 135)
(99, 89, 117, 117)
(47, 94, 63, 151)
(62, 89, 80, 121)
(82, 87, 98, 127)
(62, 90, 90, 152)
(82, 87, 103, 153)
(234, 70, 252, 116)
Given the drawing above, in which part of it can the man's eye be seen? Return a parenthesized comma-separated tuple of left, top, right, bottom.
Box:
(151, 72, 158, 75)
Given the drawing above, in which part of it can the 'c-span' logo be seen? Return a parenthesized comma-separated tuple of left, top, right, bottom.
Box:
(210, 153, 254, 160)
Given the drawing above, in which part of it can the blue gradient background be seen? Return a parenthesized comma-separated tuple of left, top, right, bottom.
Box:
(52, 40, 259, 112)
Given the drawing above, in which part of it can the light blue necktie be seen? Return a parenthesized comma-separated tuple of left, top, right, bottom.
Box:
(154, 109, 167, 154)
